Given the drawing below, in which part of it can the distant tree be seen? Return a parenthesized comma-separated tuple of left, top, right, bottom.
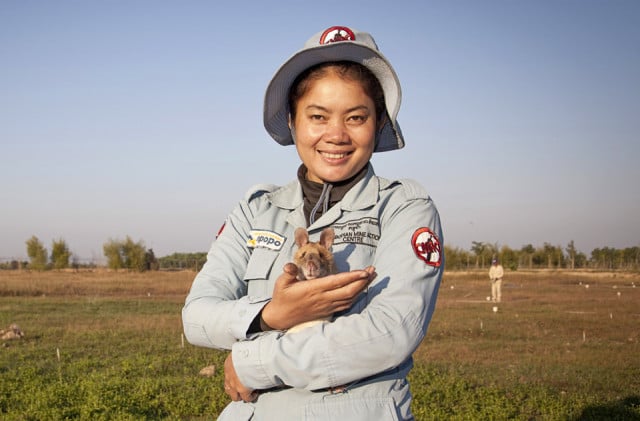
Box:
(71, 255, 80, 270)
(548, 243, 564, 268)
(51, 238, 71, 270)
(499, 245, 518, 270)
(122, 236, 146, 271)
(26, 235, 48, 271)
(443, 245, 470, 270)
(103, 236, 148, 272)
(590, 247, 619, 270)
(565, 240, 577, 270)
(555, 244, 566, 268)
(103, 238, 124, 270)
(157, 252, 207, 271)
(145, 248, 159, 271)
(471, 241, 487, 269)
(520, 244, 535, 269)
(486, 242, 499, 262)
(574, 250, 588, 269)
(543, 243, 556, 268)
(622, 246, 640, 270)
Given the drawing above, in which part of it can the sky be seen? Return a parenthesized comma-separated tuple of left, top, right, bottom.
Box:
(1, 0, 639, 263)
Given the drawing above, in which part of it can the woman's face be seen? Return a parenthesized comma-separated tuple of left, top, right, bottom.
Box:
(291, 69, 377, 184)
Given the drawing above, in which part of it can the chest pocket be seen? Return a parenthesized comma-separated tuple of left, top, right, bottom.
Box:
(243, 248, 279, 297)
(332, 243, 376, 316)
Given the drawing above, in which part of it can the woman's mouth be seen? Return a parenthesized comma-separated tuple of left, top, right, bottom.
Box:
(320, 151, 350, 159)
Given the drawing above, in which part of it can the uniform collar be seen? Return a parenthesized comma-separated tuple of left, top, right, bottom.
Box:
(268, 164, 379, 215)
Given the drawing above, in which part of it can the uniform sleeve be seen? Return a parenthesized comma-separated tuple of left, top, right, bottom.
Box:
(181, 188, 273, 351)
(232, 183, 444, 391)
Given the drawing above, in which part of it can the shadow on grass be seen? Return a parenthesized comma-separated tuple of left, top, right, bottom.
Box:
(575, 395, 640, 420)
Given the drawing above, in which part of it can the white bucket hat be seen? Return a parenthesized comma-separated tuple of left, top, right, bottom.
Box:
(263, 26, 404, 153)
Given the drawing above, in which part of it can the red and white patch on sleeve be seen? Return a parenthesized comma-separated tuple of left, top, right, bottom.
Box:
(215, 222, 226, 239)
(411, 227, 441, 267)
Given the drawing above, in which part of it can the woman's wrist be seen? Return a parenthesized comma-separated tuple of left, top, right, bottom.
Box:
(259, 312, 273, 331)
(260, 302, 279, 331)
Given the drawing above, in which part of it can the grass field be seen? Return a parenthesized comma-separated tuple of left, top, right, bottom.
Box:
(1, 269, 638, 420)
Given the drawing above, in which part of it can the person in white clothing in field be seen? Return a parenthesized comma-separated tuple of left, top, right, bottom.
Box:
(489, 259, 504, 303)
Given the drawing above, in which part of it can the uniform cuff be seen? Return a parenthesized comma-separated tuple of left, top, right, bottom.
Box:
(228, 296, 271, 340)
(232, 333, 283, 390)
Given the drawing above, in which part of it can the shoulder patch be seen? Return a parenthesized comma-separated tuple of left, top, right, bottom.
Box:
(412, 227, 442, 267)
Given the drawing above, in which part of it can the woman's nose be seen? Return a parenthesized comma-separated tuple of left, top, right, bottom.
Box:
(324, 119, 348, 143)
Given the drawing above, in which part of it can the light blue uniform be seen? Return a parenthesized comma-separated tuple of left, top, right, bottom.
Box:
(182, 165, 443, 420)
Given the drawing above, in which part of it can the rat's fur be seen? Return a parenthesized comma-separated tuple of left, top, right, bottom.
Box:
(288, 227, 336, 333)
(293, 227, 336, 280)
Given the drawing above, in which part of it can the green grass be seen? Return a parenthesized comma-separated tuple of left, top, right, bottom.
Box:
(0, 297, 228, 420)
(1, 269, 639, 420)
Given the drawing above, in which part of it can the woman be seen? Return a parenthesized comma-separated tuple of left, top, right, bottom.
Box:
(182, 26, 444, 420)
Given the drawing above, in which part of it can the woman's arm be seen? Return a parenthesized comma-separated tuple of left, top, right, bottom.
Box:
(231, 189, 444, 391)
(182, 185, 376, 350)
(181, 208, 267, 350)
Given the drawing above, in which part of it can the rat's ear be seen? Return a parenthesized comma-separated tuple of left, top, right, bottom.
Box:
(319, 228, 335, 250)
(294, 227, 309, 248)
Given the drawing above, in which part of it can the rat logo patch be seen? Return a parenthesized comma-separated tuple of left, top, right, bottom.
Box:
(412, 227, 441, 267)
(320, 26, 356, 45)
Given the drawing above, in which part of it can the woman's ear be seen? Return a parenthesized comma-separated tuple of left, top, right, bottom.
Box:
(288, 114, 297, 143)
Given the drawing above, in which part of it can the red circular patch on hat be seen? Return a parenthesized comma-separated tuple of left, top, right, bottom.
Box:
(412, 227, 441, 267)
(320, 26, 356, 45)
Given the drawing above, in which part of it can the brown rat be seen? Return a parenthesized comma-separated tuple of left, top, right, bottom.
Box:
(293, 227, 336, 280)
(288, 227, 336, 333)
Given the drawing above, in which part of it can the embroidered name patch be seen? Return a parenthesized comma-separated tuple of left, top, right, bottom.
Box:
(332, 217, 380, 247)
(247, 230, 286, 251)
(412, 227, 441, 267)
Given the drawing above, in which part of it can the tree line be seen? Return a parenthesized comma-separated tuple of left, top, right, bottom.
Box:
(0, 235, 207, 272)
(1, 235, 638, 272)
(445, 240, 640, 271)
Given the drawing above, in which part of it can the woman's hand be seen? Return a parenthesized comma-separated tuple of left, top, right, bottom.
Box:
(261, 263, 376, 331)
(224, 353, 257, 402)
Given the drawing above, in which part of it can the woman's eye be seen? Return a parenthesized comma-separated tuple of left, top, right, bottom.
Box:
(348, 115, 367, 123)
(310, 114, 325, 121)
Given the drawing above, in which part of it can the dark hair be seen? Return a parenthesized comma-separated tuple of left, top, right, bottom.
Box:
(288, 61, 386, 123)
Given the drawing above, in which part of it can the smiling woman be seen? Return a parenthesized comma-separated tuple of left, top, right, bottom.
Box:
(182, 25, 444, 420)
(290, 64, 378, 184)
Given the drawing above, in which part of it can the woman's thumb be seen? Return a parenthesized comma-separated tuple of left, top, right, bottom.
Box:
(282, 263, 299, 282)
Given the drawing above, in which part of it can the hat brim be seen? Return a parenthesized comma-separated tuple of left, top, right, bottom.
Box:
(263, 41, 404, 153)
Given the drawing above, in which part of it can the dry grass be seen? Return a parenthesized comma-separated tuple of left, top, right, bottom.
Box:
(418, 269, 640, 397)
(0, 269, 195, 299)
